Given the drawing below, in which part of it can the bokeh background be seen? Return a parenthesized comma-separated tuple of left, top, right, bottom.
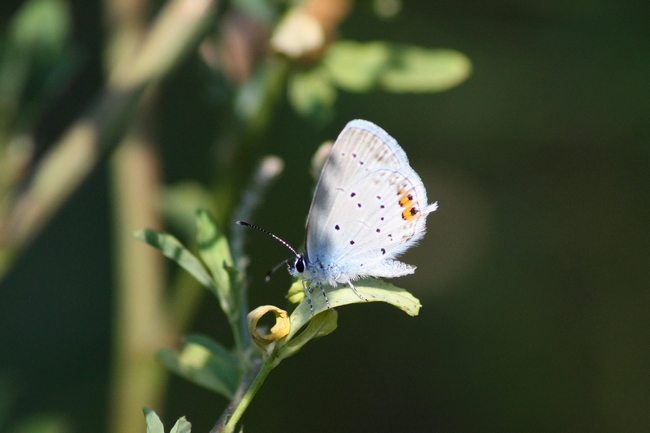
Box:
(1, 0, 649, 432)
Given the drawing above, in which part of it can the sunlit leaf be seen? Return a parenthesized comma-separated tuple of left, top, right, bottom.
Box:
(143, 408, 164, 433)
(10, 0, 71, 55)
(158, 336, 240, 399)
(170, 417, 192, 433)
(323, 41, 390, 92)
(287, 278, 421, 339)
(323, 40, 471, 94)
(134, 229, 218, 296)
(196, 209, 234, 291)
(286, 280, 305, 304)
(380, 47, 471, 92)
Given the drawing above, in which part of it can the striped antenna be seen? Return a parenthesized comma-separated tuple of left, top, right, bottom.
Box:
(236, 220, 300, 257)
(236, 221, 300, 282)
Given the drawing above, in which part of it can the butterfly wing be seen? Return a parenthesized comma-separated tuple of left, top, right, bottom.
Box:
(305, 120, 437, 282)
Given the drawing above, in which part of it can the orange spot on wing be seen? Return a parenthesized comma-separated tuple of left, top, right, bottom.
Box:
(402, 206, 419, 221)
(398, 189, 420, 221)
(398, 189, 413, 207)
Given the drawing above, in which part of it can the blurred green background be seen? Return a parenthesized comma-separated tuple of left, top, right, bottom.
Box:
(1, 0, 649, 432)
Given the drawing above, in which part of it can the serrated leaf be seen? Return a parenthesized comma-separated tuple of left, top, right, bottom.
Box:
(196, 210, 234, 308)
(134, 229, 219, 296)
(276, 309, 337, 363)
(158, 337, 240, 399)
(170, 417, 192, 433)
(143, 407, 165, 433)
(323, 40, 390, 92)
(287, 278, 421, 339)
(288, 67, 337, 121)
(380, 47, 471, 92)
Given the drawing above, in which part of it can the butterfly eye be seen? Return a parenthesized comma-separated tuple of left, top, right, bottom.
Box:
(295, 256, 305, 273)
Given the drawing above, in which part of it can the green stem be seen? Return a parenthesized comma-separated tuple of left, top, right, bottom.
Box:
(230, 315, 245, 360)
(222, 356, 275, 433)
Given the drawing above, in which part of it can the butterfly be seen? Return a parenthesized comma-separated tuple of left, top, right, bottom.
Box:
(239, 119, 437, 313)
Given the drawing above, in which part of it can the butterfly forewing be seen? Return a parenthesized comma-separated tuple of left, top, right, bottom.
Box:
(306, 121, 405, 258)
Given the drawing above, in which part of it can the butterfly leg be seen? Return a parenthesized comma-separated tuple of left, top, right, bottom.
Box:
(302, 280, 331, 315)
(345, 278, 368, 301)
(302, 279, 314, 315)
(318, 283, 330, 310)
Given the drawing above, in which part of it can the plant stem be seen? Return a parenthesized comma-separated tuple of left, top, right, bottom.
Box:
(220, 356, 275, 433)
(230, 315, 246, 360)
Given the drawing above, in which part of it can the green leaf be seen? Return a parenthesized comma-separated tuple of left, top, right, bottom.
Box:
(134, 229, 218, 295)
(288, 67, 337, 121)
(286, 278, 422, 339)
(170, 417, 192, 433)
(323, 41, 390, 92)
(276, 309, 337, 363)
(158, 335, 240, 399)
(323, 40, 471, 94)
(196, 210, 235, 309)
(161, 181, 213, 240)
(380, 47, 472, 93)
(224, 263, 244, 320)
(143, 407, 165, 433)
(285, 279, 304, 304)
(184, 334, 239, 366)
(10, 0, 71, 55)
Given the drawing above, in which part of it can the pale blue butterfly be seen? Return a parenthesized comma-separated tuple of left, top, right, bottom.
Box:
(239, 119, 438, 313)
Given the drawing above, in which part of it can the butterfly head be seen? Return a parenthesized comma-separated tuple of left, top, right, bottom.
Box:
(287, 254, 306, 277)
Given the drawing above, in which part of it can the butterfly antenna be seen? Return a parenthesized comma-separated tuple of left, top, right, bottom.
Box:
(236, 221, 300, 282)
(265, 258, 293, 282)
(236, 221, 300, 257)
